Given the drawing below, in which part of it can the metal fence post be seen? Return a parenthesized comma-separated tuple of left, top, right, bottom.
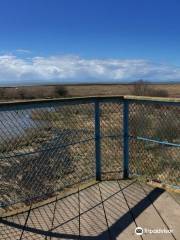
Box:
(95, 99, 101, 181)
(123, 100, 129, 179)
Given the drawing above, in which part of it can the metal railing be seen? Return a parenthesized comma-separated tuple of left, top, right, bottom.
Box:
(0, 96, 179, 209)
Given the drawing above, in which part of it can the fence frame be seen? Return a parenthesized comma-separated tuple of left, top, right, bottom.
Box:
(0, 95, 179, 208)
(95, 99, 101, 180)
(123, 100, 129, 179)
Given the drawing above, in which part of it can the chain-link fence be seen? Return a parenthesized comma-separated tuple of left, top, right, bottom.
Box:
(0, 96, 179, 212)
(0, 97, 123, 210)
(128, 98, 180, 186)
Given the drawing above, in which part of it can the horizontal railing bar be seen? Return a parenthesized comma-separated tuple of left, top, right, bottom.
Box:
(100, 134, 123, 139)
(0, 134, 123, 160)
(0, 96, 124, 108)
(0, 95, 180, 106)
(124, 95, 180, 105)
(130, 135, 180, 147)
(0, 137, 95, 160)
(0, 98, 124, 112)
(0, 95, 179, 109)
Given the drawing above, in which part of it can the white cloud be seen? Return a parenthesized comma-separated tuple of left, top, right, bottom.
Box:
(0, 54, 179, 85)
(16, 49, 31, 54)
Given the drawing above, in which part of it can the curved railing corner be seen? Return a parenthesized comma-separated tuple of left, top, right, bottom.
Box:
(0, 95, 179, 209)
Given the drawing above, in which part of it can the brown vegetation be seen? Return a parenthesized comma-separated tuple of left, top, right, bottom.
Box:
(131, 80, 169, 97)
(0, 85, 68, 100)
(0, 82, 179, 101)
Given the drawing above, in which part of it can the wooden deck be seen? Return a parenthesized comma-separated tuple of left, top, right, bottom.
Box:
(0, 180, 180, 240)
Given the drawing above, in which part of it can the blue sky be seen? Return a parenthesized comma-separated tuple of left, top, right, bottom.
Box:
(0, 0, 180, 85)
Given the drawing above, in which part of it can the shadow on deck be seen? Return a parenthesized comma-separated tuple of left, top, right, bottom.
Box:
(0, 180, 180, 240)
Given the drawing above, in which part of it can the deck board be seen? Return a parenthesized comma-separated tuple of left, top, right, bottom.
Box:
(141, 183, 180, 239)
(99, 181, 140, 240)
(121, 182, 175, 240)
(0, 180, 179, 240)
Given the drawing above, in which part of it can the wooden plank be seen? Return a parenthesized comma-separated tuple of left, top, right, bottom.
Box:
(21, 230, 45, 239)
(80, 204, 109, 239)
(0, 211, 29, 240)
(99, 181, 140, 240)
(99, 181, 120, 200)
(25, 202, 55, 232)
(0, 223, 23, 240)
(52, 193, 79, 228)
(79, 183, 109, 238)
(141, 183, 180, 239)
(121, 181, 174, 240)
(50, 218, 79, 240)
(5, 211, 29, 229)
(80, 184, 101, 213)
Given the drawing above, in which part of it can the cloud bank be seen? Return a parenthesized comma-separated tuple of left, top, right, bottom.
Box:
(0, 54, 180, 85)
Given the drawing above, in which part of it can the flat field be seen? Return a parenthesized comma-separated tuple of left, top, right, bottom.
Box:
(0, 83, 179, 100)
(65, 83, 180, 97)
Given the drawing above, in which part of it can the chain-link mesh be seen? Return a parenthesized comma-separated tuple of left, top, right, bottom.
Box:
(0, 97, 179, 217)
(100, 101, 123, 179)
(129, 101, 180, 185)
(0, 100, 96, 209)
(0, 98, 123, 212)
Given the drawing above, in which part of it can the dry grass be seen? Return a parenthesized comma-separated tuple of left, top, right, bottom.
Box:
(64, 83, 180, 98)
(0, 83, 180, 101)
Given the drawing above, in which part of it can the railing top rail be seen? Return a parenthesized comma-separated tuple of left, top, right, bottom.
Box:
(0, 96, 124, 108)
(124, 95, 180, 104)
(0, 95, 179, 107)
